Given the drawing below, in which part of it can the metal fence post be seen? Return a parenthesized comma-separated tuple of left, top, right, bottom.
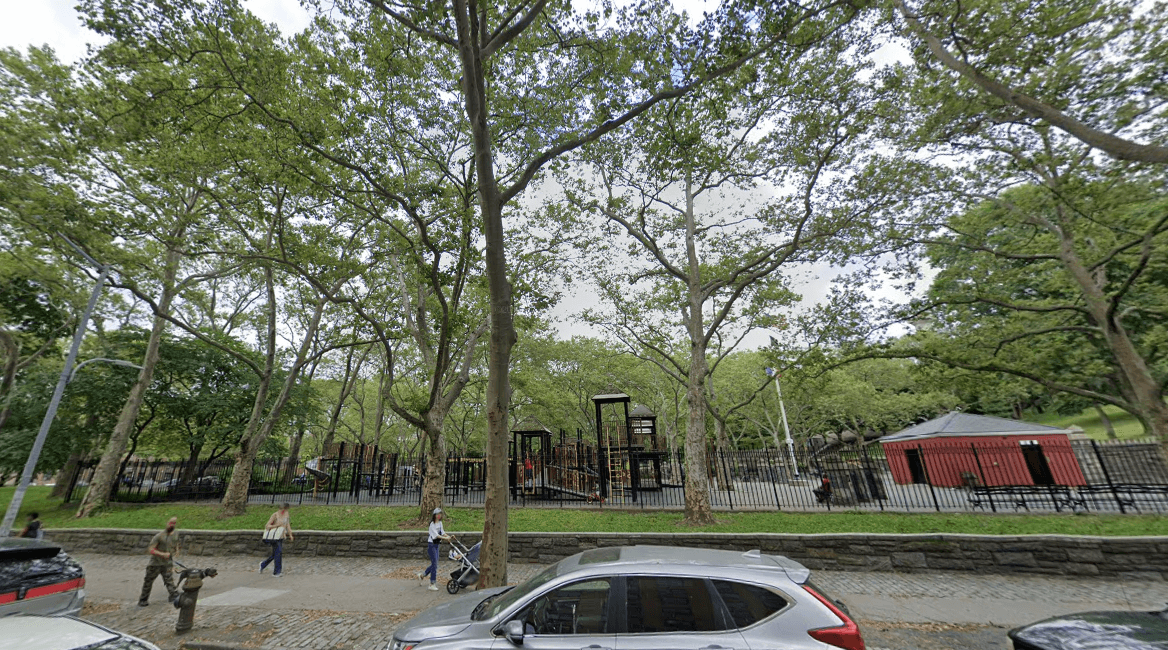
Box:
(970, 444, 995, 512)
(765, 447, 781, 510)
(1091, 439, 1126, 514)
(721, 450, 734, 511)
(863, 446, 884, 512)
(918, 445, 941, 512)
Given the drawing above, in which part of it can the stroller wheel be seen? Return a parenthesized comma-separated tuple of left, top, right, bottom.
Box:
(446, 579, 460, 594)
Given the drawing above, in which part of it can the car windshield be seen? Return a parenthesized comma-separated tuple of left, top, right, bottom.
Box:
(472, 563, 561, 621)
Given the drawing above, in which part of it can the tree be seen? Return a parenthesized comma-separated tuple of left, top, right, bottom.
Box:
(563, 37, 895, 523)
(892, 0, 1168, 164)
(892, 181, 1168, 439)
(346, 0, 868, 581)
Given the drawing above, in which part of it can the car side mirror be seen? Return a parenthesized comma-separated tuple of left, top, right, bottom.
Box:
(504, 620, 526, 645)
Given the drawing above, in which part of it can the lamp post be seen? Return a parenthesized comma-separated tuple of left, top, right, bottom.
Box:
(1, 244, 109, 537)
(764, 367, 799, 479)
(69, 358, 143, 383)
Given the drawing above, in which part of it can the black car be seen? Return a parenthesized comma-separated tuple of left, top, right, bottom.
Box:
(0, 538, 86, 617)
(1009, 609, 1168, 649)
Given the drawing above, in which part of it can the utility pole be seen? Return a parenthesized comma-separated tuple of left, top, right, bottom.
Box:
(0, 240, 108, 537)
(765, 367, 799, 479)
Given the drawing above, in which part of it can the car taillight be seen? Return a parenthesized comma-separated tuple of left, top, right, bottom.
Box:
(803, 584, 865, 650)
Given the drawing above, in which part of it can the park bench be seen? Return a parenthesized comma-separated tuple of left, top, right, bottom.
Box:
(968, 485, 1086, 513)
(1078, 484, 1168, 512)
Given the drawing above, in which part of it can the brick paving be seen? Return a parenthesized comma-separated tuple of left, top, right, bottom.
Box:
(818, 569, 1168, 606)
(74, 553, 1167, 650)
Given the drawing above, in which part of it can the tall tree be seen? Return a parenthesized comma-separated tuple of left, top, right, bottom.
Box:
(892, 0, 1168, 164)
(564, 39, 895, 523)
(352, 0, 867, 582)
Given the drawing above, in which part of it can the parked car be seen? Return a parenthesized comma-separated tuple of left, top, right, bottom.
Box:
(388, 545, 864, 650)
(0, 538, 85, 618)
(1008, 608, 1168, 649)
(0, 615, 160, 650)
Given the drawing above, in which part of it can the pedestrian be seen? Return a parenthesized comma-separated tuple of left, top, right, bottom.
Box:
(524, 456, 534, 490)
(139, 516, 180, 607)
(18, 512, 42, 539)
(419, 508, 452, 591)
(260, 503, 294, 576)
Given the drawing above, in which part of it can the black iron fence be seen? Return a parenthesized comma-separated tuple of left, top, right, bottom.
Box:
(63, 438, 1168, 514)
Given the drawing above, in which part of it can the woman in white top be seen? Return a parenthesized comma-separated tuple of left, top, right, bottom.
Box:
(260, 503, 294, 576)
(420, 508, 452, 591)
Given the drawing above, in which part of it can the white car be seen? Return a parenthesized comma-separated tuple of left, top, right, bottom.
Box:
(0, 615, 161, 650)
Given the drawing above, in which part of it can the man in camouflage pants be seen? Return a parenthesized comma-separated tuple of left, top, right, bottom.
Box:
(139, 516, 180, 606)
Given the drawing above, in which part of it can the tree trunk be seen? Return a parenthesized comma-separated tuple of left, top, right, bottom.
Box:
(76, 245, 181, 518)
(418, 410, 448, 521)
(321, 345, 361, 450)
(219, 291, 330, 517)
(282, 426, 306, 485)
(1059, 235, 1168, 441)
(50, 452, 82, 499)
(712, 417, 732, 491)
(682, 362, 715, 525)
(180, 441, 204, 484)
(681, 171, 715, 525)
(479, 195, 515, 587)
(0, 329, 17, 433)
(447, 1, 513, 589)
(1093, 403, 1118, 440)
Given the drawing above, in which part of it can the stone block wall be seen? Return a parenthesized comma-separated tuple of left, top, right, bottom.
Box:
(45, 529, 1167, 580)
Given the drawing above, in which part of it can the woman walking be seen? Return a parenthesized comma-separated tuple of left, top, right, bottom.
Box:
(260, 503, 294, 576)
(420, 508, 452, 591)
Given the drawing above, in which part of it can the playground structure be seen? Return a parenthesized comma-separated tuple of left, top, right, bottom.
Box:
(510, 393, 672, 503)
(305, 442, 400, 500)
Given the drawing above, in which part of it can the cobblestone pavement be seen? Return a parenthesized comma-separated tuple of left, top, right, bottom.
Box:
(74, 553, 1166, 650)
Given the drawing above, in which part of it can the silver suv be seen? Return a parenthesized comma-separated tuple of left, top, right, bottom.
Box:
(389, 545, 864, 650)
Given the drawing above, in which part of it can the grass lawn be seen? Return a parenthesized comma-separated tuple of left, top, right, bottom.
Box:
(4, 486, 1166, 538)
(1026, 405, 1149, 440)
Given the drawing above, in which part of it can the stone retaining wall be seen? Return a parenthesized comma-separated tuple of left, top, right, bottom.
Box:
(46, 529, 1166, 579)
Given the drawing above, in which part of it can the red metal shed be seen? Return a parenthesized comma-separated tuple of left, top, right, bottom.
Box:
(880, 412, 1087, 487)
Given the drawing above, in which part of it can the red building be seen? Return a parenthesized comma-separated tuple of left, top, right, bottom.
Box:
(880, 412, 1087, 487)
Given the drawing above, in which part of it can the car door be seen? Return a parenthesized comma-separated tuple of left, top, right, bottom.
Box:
(614, 576, 749, 650)
(498, 577, 617, 650)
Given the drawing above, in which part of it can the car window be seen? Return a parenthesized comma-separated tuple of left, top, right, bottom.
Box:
(477, 563, 561, 620)
(711, 580, 789, 628)
(512, 578, 612, 635)
(626, 576, 724, 633)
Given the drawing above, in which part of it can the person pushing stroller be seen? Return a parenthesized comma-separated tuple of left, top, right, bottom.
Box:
(419, 508, 454, 591)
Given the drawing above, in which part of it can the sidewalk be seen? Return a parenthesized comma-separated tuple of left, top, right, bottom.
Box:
(75, 552, 1168, 650)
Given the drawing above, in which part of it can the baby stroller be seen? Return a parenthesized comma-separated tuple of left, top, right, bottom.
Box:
(446, 539, 481, 594)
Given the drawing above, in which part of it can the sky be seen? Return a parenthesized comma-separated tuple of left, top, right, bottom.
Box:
(0, 0, 719, 62)
(1, 0, 911, 350)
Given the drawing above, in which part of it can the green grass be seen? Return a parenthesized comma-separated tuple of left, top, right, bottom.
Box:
(4, 486, 1166, 537)
(1026, 405, 1149, 441)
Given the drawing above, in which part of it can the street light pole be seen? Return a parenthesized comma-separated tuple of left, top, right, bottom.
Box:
(765, 367, 799, 479)
(0, 264, 109, 537)
(69, 358, 143, 383)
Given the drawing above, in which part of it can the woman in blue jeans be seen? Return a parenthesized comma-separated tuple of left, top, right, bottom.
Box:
(420, 508, 452, 591)
(260, 503, 294, 576)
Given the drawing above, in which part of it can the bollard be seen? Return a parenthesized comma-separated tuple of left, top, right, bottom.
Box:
(173, 564, 218, 633)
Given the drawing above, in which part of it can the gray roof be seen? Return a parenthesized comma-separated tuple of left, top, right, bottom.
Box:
(592, 393, 630, 403)
(630, 404, 655, 418)
(880, 411, 1069, 443)
(511, 416, 552, 433)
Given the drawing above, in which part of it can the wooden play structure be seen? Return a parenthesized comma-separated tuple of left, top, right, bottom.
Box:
(593, 394, 667, 501)
(509, 393, 668, 503)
